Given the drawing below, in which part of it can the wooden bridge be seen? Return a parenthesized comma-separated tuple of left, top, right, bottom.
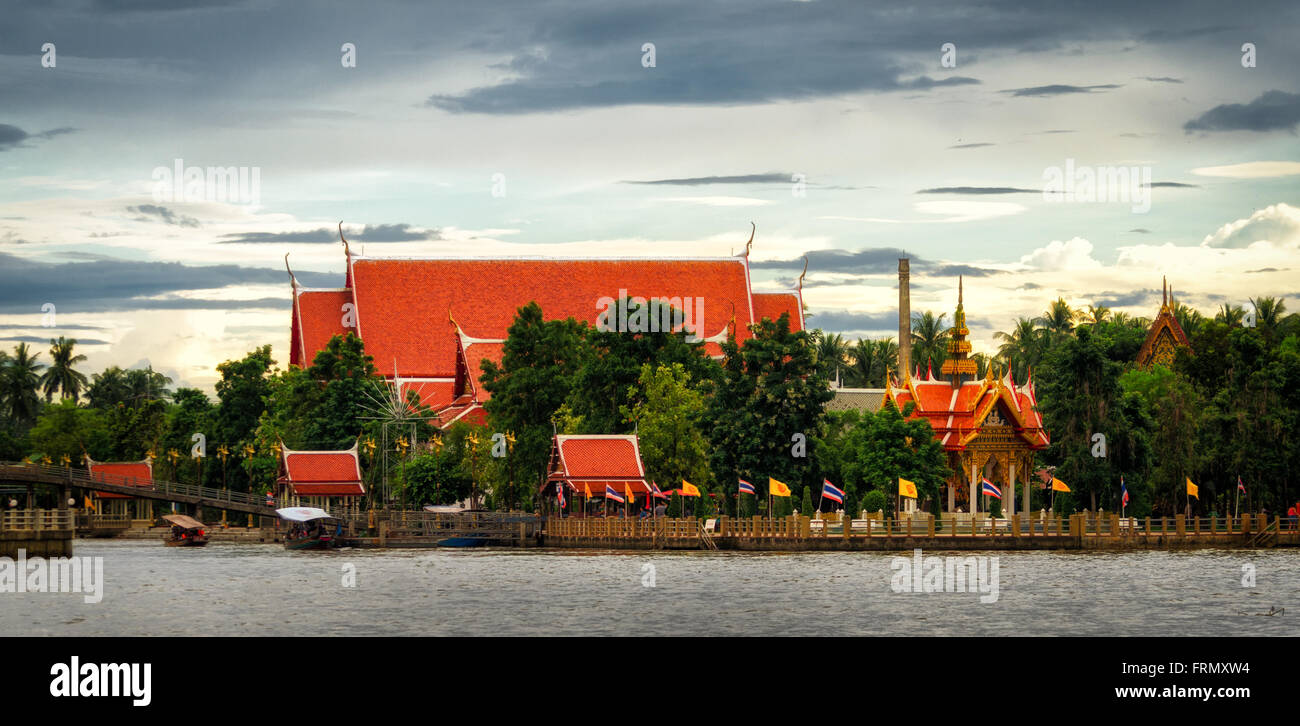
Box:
(0, 462, 280, 518)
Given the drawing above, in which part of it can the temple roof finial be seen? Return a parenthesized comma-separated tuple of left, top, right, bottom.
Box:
(1163, 275, 1167, 306)
(284, 252, 298, 289)
(339, 221, 351, 258)
(797, 256, 808, 291)
(744, 222, 755, 258)
(959, 275, 964, 306)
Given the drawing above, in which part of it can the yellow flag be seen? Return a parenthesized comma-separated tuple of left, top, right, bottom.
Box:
(768, 477, 792, 497)
(1186, 477, 1198, 498)
(681, 479, 701, 497)
(1051, 477, 1071, 492)
(625, 483, 634, 503)
(898, 478, 918, 499)
(584, 482, 592, 498)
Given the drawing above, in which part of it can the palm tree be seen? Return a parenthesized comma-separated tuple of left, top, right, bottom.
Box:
(1249, 296, 1286, 339)
(40, 337, 89, 402)
(1215, 303, 1245, 326)
(1082, 304, 1111, 326)
(874, 338, 899, 384)
(814, 331, 851, 386)
(848, 338, 877, 388)
(910, 311, 949, 375)
(1170, 299, 1204, 338)
(1, 343, 45, 425)
(1040, 298, 1078, 335)
(995, 316, 1041, 381)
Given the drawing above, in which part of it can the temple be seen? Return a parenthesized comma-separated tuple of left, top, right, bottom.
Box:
(1136, 277, 1192, 369)
(85, 457, 156, 523)
(276, 442, 367, 513)
(540, 434, 652, 508)
(287, 227, 805, 428)
(885, 277, 1050, 514)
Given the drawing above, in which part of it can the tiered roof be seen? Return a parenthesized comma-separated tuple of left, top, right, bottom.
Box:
(886, 281, 1049, 452)
(542, 434, 652, 497)
(278, 441, 365, 497)
(288, 232, 804, 428)
(1136, 277, 1192, 369)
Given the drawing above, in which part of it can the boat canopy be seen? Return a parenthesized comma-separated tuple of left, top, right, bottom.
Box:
(276, 507, 332, 522)
(163, 514, 206, 529)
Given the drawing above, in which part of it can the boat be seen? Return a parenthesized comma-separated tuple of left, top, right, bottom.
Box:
(277, 507, 339, 550)
(436, 534, 491, 548)
(162, 514, 209, 547)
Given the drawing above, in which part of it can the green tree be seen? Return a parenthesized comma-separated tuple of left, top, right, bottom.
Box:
(40, 337, 89, 402)
(621, 363, 712, 491)
(28, 400, 111, 462)
(480, 302, 589, 497)
(705, 313, 833, 499)
(840, 403, 949, 518)
(1, 343, 44, 426)
(910, 311, 949, 374)
(214, 346, 276, 492)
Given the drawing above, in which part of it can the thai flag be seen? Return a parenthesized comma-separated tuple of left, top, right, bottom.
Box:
(821, 479, 845, 504)
(605, 484, 625, 504)
(650, 480, 668, 499)
(1121, 476, 1129, 507)
(1237, 476, 1246, 494)
(557, 483, 566, 508)
(981, 478, 1001, 500)
(738, 479, 756, 496)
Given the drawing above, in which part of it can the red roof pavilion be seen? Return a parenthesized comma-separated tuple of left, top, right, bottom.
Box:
(277, 442, 366, 497)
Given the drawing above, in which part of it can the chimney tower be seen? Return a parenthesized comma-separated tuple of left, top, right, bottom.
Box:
(898, 258, 911, 380)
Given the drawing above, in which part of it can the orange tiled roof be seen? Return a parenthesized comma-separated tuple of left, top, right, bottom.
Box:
(751, 291, 803, 329)
(545, 435, 651, 494)
(348, 257, 758, 378)
(279, 443, 364, 496)
(887, 367, 1048, 451)
(292, 289, 352, 367)
(87, 460, 153, 499)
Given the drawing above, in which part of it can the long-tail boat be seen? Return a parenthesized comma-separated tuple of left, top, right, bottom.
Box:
(162, 514, 209, 547)
(277, 507, 338, 550)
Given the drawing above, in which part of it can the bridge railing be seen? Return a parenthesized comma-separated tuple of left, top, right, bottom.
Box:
(1, 508, 73, 532)
(0, 462, 270, 508)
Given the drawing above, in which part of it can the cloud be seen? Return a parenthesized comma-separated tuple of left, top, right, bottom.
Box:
(916, 186, 1037, 194)
(804, 309, 899, 333)
(1001, 84, 1121, 97)
(0, 123, 77, 151)
(1150, 182, 1199, 188)
(1184, 90, 1300, 133)
(1018, 237, 1102, 271)
(948, 143, 995, 149)
(0, 335, 109, 345)
(1192, 161, 1300, 178)
(1141, 76, 1183, 84)
(623, 173, 790, 186)
(0, 251, 334, 313)
(128, 204, 200, 228)
(1200, 203, 1300, 248)
(654, 196, 772, 207)
(749, 247, 1002, 279)
(219, 223, 441, 244)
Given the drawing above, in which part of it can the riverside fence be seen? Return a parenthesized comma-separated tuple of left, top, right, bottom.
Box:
(543, 512, 1299, 551)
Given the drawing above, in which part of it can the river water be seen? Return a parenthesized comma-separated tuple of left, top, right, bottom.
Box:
(3, 540, 1297, 636)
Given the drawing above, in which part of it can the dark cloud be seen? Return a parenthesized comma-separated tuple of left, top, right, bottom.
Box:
(1183, 90, 1300, 133)
(0, 124, 76, 151)
(1093, 290, 1152, 308)
(1245, 267, 1286, 273)
(1128, 228, 1152, 234)
(1151, 181, 1199, 188)
(622, 173, 791, 185)
(805, 309, 898, 334)
(1141, 76, 1183, 83)
(0, 251, 334, 314)
(948, 143, 995, 149)
(1001, 84, 1121, 97)
(219, 223, 440, 244)
(751, 247, 1002, 278)
(128, 204, 200, 228)
(917, 186, 1037, 195)
(0, 323, 110, 331)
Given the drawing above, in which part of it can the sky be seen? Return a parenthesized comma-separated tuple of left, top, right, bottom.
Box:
(1, 0, 1298, 392)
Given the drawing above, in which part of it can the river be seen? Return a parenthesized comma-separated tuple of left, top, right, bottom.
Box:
(3, 540, 1297, 636)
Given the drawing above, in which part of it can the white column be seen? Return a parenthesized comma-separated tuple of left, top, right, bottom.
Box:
(969, 460, 978, 514)
(1008, 462, 1016, 517)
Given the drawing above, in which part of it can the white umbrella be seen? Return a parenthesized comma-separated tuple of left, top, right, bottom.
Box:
(276, 507, 332, 522)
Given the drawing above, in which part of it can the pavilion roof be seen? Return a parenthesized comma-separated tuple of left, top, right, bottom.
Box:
(278, 442, 364, 496)
(543, 434, 651, 495)
(86, 459, 153, 499)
